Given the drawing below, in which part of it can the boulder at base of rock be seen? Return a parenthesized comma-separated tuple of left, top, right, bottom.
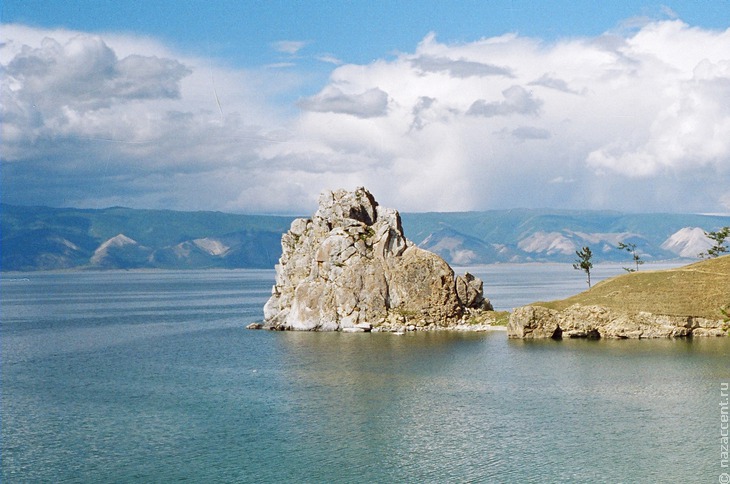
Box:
(262, 187, 492, 331)
(456, 272, 494, 310)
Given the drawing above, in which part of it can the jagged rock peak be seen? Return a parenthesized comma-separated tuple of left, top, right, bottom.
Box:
(315, 187, 380, 227)
(262, 187, 492, 332)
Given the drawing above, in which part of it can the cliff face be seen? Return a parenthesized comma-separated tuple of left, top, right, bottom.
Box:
(263, 187, 492, 331)
(508, 305, 727, 339)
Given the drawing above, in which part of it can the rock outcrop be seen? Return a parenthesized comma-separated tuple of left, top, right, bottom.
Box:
(508, 304, 727, 339)
(262, 187, 493, 331)
(455, 272, 492, 310)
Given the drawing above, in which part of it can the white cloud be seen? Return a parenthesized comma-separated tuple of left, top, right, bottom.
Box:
(411, 55, 514, 78)
(272, 40, 308, 55)
(720, 193, 730, 212)
(265, 62, 297, 69)
(528, 74, 582, 94)
(511, 126, 551, 141)
(3, 33, 189, 111)
(1, 31, 192, 164)
(271, 20, 730, 212)
(0, 24, 302, 210)
(2, 20, 730, 214)
(586, 55, 730, 178)
(467, 86, 542, 117)
(298, 87, 389, 118)
(316, 54, 343, 65)
(660, 6, 679, 20)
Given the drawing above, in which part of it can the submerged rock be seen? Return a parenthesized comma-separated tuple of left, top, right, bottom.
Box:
(262, 187, 492, 331)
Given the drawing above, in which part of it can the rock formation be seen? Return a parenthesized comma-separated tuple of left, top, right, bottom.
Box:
(508, 304, 727, 339)
(262, 187, 493, 331)
(455, 272, 492, 310)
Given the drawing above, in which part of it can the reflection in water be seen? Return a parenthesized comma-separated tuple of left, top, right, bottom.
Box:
(273, 332, 506, 481)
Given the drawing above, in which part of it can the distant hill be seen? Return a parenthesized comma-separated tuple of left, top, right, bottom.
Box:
(1, 204, 294, 271)
(402, 209, 728, 264)
(2, 203, 729, 271)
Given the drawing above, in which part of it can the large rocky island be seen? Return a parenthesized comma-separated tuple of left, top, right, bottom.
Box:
(260, 187, 495, 332)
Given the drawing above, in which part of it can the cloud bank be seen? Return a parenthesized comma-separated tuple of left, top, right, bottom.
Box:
(2, 21, 729, 214)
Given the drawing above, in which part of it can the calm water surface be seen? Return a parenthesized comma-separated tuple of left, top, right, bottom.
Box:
(2, 266, 728, 482)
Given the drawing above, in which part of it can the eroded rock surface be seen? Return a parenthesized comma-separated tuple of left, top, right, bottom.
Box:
(262, 187, 493, 331)
(508, 304, 727, 339)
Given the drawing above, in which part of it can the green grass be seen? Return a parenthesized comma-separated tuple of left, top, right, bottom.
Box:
(489, 311, 511, 326)
(534, 255, 730, 320)
(465, 310, 510, 326)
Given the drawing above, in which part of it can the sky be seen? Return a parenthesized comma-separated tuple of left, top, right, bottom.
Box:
(2, 1, 730, 214)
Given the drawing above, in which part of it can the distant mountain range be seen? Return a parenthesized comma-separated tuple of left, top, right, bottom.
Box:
(1, 204, 291, 271)
(2, 204, 729, 271)
(401, 209, 730, 266)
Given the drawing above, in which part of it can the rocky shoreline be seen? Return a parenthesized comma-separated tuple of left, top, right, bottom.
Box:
(508, 304, 727, 339)
(249, 307, 507, 333)
(248, 321, 506, 333)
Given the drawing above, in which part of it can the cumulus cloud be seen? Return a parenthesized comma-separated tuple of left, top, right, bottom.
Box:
(0, 32, 193, 164)
(411, 55, 513, 78)
(586, 56, 730, 178)
(467, 86, 542, 117)
(297, 87, 389, 118)
(1, 24, 301, 211)
(511, 126, 551, 141)
(409, 96, 436, 131)
(2, 20, 730, 215)
(528, 74, 582, 94)
(3, 35, 189, 112)
(274, 20, 730, 213)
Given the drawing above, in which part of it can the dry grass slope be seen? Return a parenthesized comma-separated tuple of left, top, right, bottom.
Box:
(535, 255, 730, 320)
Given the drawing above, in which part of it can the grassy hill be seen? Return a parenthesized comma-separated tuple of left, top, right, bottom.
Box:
(534, 255, 730, 320)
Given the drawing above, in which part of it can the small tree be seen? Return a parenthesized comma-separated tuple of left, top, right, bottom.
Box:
(573, 246, 593, 288)
(699, 226, 729, 259)
(617, 242, 644, 272)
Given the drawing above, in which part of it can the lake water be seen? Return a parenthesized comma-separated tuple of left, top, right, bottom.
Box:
(2, 265, 729, 483)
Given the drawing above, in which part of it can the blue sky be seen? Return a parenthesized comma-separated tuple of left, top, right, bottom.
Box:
(2, 1, 730, 213)
(5, 1, 727, 67)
